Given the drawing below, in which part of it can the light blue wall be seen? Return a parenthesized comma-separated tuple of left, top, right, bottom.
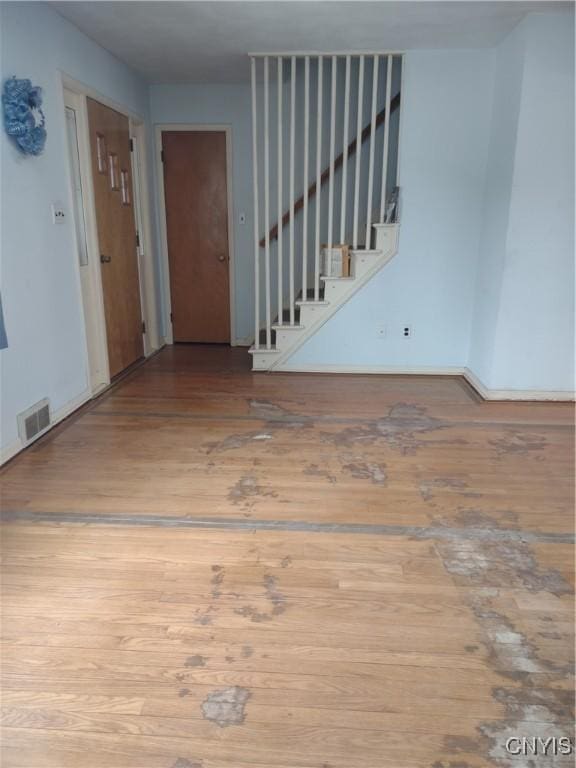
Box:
(288, 49, 495, 369)
(469, 11, 575, 392)
(0, 1, 151, 455)
(149, 84, 255, 343)
(467, 21, 525, 385)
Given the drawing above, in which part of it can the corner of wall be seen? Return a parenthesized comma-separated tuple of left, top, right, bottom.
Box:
(467, 17, 527, 391)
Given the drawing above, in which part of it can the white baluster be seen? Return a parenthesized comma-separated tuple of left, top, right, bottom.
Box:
(340, 55, 351, 244)
(352, 55, 365, 250)
(277, 57, 283, 325)
(250, 57, 260, 349)
(314, 55, 323, 300)
(327, 55, 337, 255)
(302, 56, 310, 302)
(365, 55, 379, 248)
(263, 56, 271, 348)
(379, 54, 393, 223)
(289, 55, 296, 325)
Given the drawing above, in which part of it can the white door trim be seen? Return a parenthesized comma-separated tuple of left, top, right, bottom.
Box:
(63, 87, 110, 394)
(130, 122, 160, 353)
(61, 74, 160, 395)
(155, 124, 236, 345)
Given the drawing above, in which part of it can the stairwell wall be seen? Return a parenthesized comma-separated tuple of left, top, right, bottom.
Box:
(285, 48, 495, 371)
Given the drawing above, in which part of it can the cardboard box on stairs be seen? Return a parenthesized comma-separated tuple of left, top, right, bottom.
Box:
(321, 244, 351, 277)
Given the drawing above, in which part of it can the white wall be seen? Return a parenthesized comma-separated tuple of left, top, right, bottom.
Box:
(287, 49, 495, 370)
(469, 11, 575, 394)
(149, 84, 255, 343)
(0, 1, 152, 459)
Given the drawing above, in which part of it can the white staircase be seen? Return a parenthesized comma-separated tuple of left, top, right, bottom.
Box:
(248, 53, 402, 372)
(250, 223, 399, 370)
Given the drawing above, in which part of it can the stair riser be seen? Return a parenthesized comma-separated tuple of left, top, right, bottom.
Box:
(374, 224, 399, 253)
(275, 330, 302, 346)
(322, 282, 355, 303)
(251, 351, 281, 370)
(354, 255, 380, 277)
(298, 304, 328, 326)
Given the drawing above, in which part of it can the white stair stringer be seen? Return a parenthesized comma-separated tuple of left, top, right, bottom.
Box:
(249, 223, 399, 371)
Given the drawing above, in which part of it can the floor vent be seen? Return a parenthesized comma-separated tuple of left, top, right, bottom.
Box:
(17, 398, 51, 444)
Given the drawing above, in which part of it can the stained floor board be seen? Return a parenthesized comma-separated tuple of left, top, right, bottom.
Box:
(1, 345, 574, 767)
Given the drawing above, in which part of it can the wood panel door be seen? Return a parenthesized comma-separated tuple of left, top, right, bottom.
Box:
(87, 98, 143, 378)
(162, 131, 230, 343)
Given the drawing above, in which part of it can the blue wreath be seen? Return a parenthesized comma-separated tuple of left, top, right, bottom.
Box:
(2, 77, 47, 156)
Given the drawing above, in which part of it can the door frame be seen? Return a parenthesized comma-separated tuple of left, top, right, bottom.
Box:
(155, 124, 236, 345)
(61, 73, 160, 393)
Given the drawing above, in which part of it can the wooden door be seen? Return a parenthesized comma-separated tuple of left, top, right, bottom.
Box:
(162, 131, 230, 343)
(87, 98, 143, 378)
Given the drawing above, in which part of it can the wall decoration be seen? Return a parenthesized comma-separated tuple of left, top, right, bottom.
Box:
(2, 77, 47, 156)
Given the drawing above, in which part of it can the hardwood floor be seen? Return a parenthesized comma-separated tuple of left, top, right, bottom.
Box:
(1, 345, 574, 767)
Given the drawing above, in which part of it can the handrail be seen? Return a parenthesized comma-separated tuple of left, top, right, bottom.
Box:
(260, 91, 400, 247)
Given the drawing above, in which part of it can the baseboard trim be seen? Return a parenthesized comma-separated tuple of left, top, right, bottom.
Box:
(463, 368, 575, 402)
(274, 363, 575, 402)
(0, 439, 25, 466)
(0, 388, 92, 467)
(277, 363, 466, 376)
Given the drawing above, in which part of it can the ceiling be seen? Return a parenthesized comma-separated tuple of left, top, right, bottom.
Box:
(52, 1, 572, 84)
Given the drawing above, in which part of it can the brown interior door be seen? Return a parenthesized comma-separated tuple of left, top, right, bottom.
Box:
(162, 131, 230, 343)
(87, 98, 143, 378)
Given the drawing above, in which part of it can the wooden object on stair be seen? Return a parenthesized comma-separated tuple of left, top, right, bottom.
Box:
(260, 92, 401, 248)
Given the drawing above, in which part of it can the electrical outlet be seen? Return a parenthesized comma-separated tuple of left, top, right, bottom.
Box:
(51, 203, 66, 224)
(402, 325, 412, 338)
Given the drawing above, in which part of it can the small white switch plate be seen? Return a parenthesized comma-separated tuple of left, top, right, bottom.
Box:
(239, 212, 246, 225)
(51, 203, 66, 224)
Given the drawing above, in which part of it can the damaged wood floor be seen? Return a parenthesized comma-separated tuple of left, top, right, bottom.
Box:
(1, 345, 574, 768)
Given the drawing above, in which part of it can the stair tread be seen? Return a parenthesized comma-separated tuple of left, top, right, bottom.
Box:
(249, 345, 278, 354)
(272, 324, 304, 330)
(321, 275, 354, 281)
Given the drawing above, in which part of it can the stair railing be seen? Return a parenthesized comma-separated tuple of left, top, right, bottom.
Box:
(250, 53, 402, 350)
